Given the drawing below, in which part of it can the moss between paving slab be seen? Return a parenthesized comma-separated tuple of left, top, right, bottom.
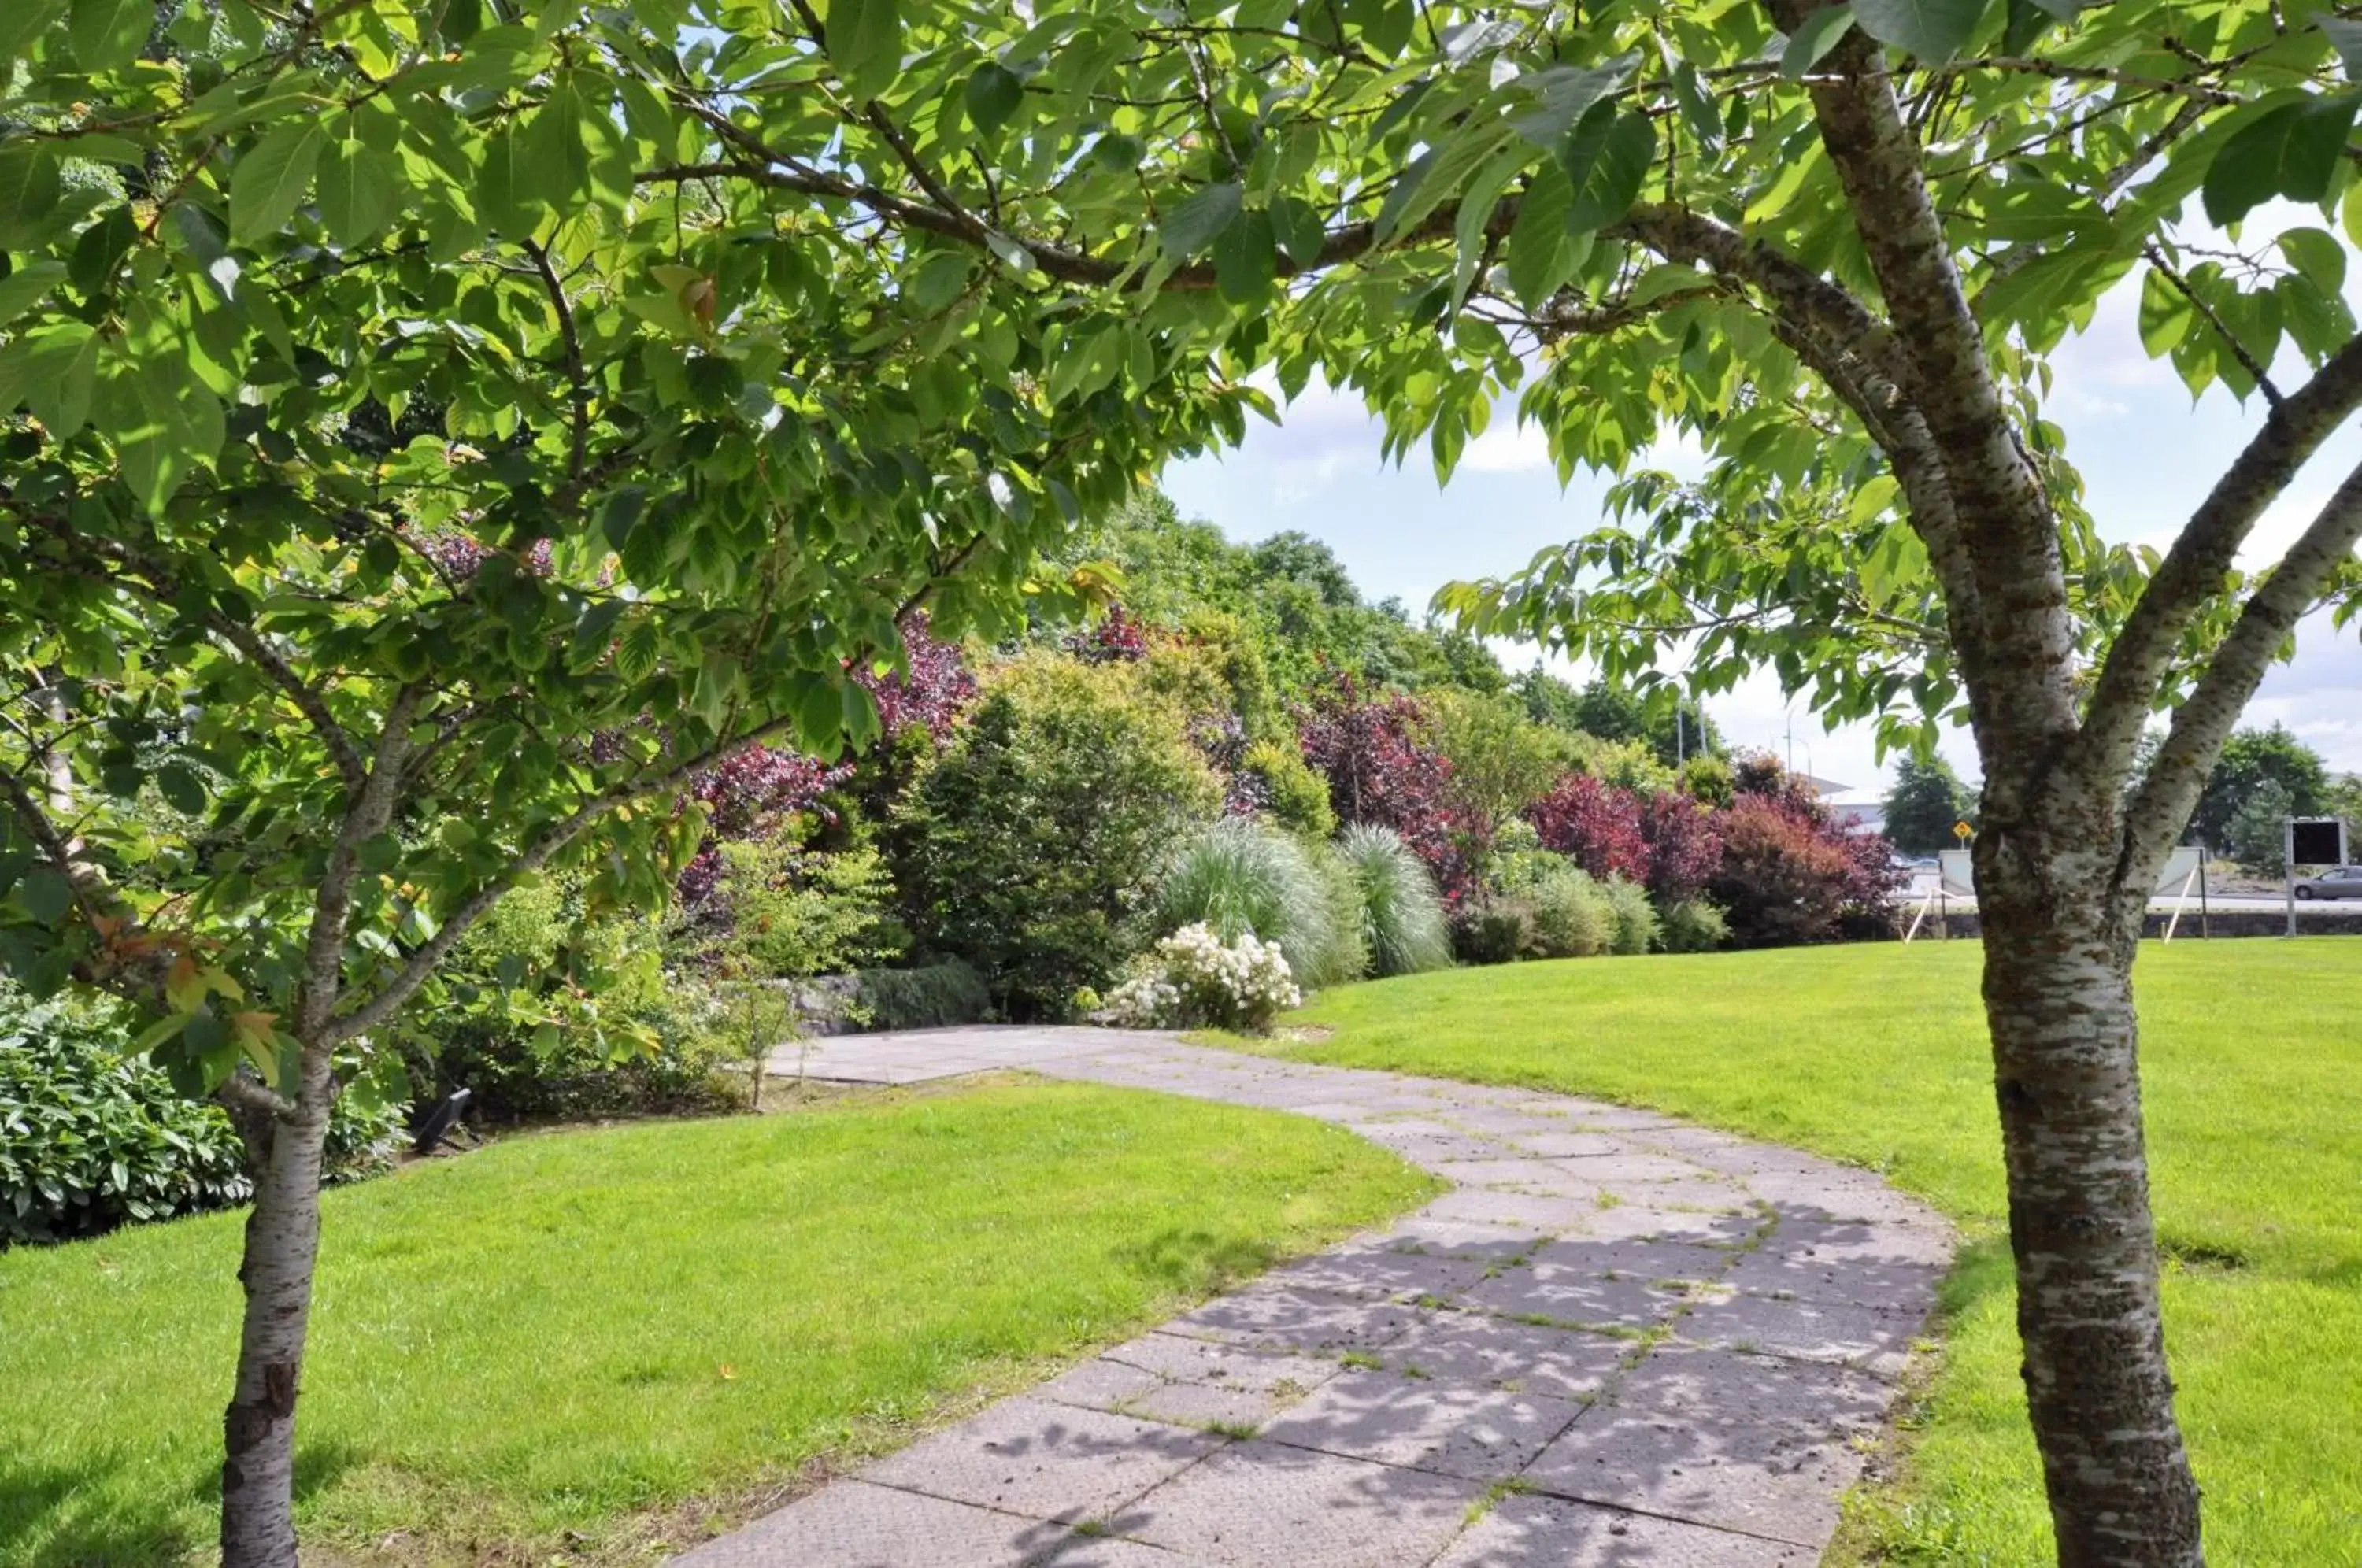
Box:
(1205, 939, 2362, 1565)
(0, 1078, 1439, 1566)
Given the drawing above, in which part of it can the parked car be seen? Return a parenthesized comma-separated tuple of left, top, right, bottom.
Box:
(2293, 866, 2362, 900)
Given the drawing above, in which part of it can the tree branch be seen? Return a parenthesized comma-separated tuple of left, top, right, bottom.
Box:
(17, 512, 372, 793)
(2145, 243, 2282, 408)
(2081, 331, 2362, 780)
(1777, 0, 2079, 756)
(294, 684, 424, 1043)
(521, 238, 590, 486)
(2119, 457, 2362, 894)
(313, 704, 809, 1050)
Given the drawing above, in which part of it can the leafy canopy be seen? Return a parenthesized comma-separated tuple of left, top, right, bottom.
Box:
(0, 0, 1254, 1088)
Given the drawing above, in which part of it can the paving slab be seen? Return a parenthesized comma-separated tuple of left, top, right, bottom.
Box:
(860, 1399, 1220, 1522)
(1122, 1440, 1483, 1566)
(1379, 1311, 1631, 1402)
(699, 1027, 1954, 1566)
(1524, 1348, 1890, 1545)
(671, 1479, 1070, 1567)
(1429, 1492, 1813, 1567)
(1163, 1283, 1424, 1355)
(1676, 1288, 1927, 1378)
(1258, 1368, 1587, 1480)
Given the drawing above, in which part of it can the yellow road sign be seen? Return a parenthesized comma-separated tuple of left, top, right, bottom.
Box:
(1953, 820, 1974, 842)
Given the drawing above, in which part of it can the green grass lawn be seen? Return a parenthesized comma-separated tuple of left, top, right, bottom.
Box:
(1227, 940, 2362, 1566)
(0, 1078, 1434, 1566)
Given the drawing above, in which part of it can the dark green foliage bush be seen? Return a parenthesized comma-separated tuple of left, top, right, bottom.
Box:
(852, 960, 990, 1030)
(1, 985, 405, 1246)
(891, 654, 1223, 1017)
(1456, 895, 1537, 965)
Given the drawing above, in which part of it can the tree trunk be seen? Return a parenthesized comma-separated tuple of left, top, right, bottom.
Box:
(219, 1078, 332, 1568)
(1976, 837, 2205, 1566)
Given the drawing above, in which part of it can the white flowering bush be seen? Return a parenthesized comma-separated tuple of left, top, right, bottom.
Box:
(1105, 923, 1301, 1033)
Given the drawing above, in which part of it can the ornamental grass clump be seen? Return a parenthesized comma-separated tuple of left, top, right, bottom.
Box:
(1152, 817, 1362, 988)
(1105, 924, 1302, 1033)
(1335, 824, 1453, 977)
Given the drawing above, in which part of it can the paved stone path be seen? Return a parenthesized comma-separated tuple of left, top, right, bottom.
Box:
(682, 1027, 1953, 1568)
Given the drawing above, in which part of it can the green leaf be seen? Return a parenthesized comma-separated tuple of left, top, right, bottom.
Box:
(1782, 4, 1857, 76)
(317, 122, 403, 246)
(477, 121, 540, 236)
(1562, 109, 1655, 234)
(1852, 0, 1990, 61)
(2202, 94, 2362, 227)
(20, 867, 72, 925)
(1270, 196, 1326, 270)
(2279, 225, 2348, 294)
(0, 261, 67, 329)
(68, 0, 150, 69)
(1214, 208, 1278, 303)
(0, 320, 99, 437)
(0, 146, 64, 252)
(1668, 61, 1722, 152)
(966, 63, 1025, 135)
(109, 349, 226, 513)
(795, 674, 843, 752)
(0, 0, 66, 66)
(157, 763, 207, 815)
(905, 250, 972, 312)
(229, 121, 328, 244)
(1508, 58, 1633, 147)
(2138, 264, 2193, 356)
(1161, 182, 1243, 257)
(1506, 163, 1575, 306)
(828, 0, 902, 102)
(522, 80, 591, 210)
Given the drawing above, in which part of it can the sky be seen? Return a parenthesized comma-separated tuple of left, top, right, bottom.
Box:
(1161, 275, 2362, 803)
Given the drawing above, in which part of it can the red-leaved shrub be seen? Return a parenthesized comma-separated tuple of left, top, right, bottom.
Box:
(1295, 675, 1479, 897)
(1638, 790, 1723, 905)
(1527, 774, 1649, 884)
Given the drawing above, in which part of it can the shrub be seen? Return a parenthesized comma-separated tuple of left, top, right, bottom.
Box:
(1679, 754, 1736, 808)
(1600, 876, 1660, 955)
(1336, 824, 1453, 975)
(1709, 795, 1895, 947)
(848, 960, 990, 1031)
(1528, 773, 1649, 883)
(890, 654, 1223, 1017)
(1416, 690, 1584, 834)
(1296, 676, 1479, 898)
(2, 984, 406, 1246)
(1454, 895, 1536, 966)
(1526, 866, 1616, 959)
(1235, 738, 1338, 838)
(1638, 790, 1723, 905)
(1658, 899, 1731, 952)
(1105, 924, 1301, 1032)
(1151, 818, 1362, 988)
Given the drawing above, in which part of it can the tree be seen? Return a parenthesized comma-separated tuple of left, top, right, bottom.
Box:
(1885, 754, 1978, 856)
(2191, 725, 2329, 849)
(2224, 778, 2296, 875)
(1572, 679, 1723, 767)
(0, 11, 1246, 1562)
